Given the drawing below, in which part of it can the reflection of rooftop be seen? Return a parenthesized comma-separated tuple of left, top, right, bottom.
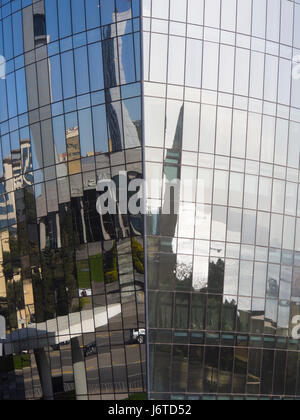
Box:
(4, 303, 121, 355)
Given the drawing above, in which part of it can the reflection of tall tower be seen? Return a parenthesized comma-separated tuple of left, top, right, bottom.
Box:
(22, 2, 67, 253)
(23, 3, 58, 171)
(102, 9, 140, 152)
(154, 106, 184, 287)
(161, 106, 184, 238)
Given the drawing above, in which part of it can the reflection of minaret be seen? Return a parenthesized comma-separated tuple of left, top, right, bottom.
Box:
(102, 9, 140, 152)
(161, 105, 184, 239)
(156, 106, 184, 285)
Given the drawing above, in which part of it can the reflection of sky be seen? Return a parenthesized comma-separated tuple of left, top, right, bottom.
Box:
(116, 0, 132, 13)
(120, 31, 136, 84)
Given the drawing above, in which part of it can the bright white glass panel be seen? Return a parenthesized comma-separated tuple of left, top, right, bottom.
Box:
(144, 97, 165, 148)
(237, 0, 252, 35)
(252, 0, 266, 39)
(261, 116, 275, 164)
(204, 0, 220, 28)
(221, 0, 236, 31)
(266, 0, 280, 42)
(152, 0, 169, 19)
(182, 101, 200, 152)
(235, 48, 250, 96)
(170, 0, 187, 22)
(231, 110, 247, 158)
(202, 41, 219, 91)
(199, 104, 216, 154)
(281, 0, 294, 46)
(149, 33, 168, 83)
(168, 36, 186, 85)
(185, 38, 202, 88)
(187, 0, 204, 25)
(216, 107, 232, 156)
(219, 45, 235, 93)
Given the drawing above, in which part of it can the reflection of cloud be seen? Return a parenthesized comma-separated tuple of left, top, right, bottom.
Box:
(0, 55, 6, 79)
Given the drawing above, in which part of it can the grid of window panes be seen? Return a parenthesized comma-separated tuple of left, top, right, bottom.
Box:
(0, 0, 146, 400)
(143, 0, 300, 400)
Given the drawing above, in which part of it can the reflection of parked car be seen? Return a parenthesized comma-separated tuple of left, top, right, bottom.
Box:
(88, 179, 96, 187)
(51, 341, 70, 351)
(84, 342, 97, 357)
(131, 329, 146, 344)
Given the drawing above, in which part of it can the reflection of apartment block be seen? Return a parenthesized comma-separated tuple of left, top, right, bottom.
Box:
(66, 127, 81, 175)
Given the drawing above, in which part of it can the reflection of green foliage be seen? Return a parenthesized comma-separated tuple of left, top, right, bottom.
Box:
(223, 299, 237, 332)
(77, 254, 104, 288)
(105, 270, 118, 284)
(208, 259, 225, 294)
(104, 243, 118, 284)
(79, 297, 91, 309)
(2, 234, 24, 329)
(89, 254, 104, 283)
(77, 260, 91, 289)
(72, 297, 91, 312)
(31, 205, 79, 322)
(6, 280, 24, 311)
(3, 252, 13, 281)
(13, 354, 30, 370)
(132, 238, 144, 274)
(127, 393, 147, 401)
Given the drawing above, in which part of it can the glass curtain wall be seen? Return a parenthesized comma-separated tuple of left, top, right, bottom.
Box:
(143, 0, 300, 400)
(0, 0, 145, 400)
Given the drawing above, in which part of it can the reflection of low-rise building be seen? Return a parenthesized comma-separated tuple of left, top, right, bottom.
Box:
(66, 127, 81, 175)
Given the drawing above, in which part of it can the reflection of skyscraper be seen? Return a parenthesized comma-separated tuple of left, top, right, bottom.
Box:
(0, 0, 144, 401)
(103, 9, 141, 152)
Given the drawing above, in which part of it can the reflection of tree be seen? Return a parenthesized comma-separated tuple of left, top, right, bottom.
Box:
(2, 234, 23, 329)
(175, 262, 192, 282)
(207, 259, 224, 294)
(103, 242, 118, 284)
(31, 204, 79, 322)
(131, 238, 144, 274)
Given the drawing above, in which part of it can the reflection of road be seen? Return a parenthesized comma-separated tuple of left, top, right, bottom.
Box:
(23, 329, 145, 399)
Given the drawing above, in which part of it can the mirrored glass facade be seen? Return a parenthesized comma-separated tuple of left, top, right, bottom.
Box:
(0, 0, 145, 400)
(144, 0, 300, 401)
(2, 0, 300, 402)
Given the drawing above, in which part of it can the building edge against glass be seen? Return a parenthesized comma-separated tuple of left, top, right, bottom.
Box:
(1, 0, 300, 401)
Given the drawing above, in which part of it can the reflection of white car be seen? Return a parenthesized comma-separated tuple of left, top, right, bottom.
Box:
(87, 179, 96, 187)
(79, 289, 92, 297)
(131, 329, 146, 344)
